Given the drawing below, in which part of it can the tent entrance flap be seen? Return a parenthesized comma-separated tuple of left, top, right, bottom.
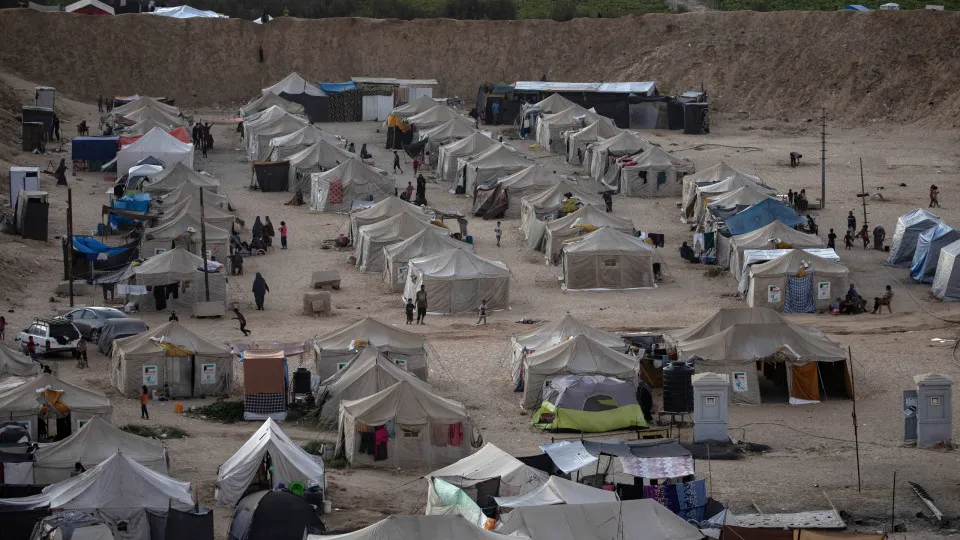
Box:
(789, 362, 820, 402)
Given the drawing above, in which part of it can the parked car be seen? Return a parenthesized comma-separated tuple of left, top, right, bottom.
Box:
(15, 318, 81, 357)
(97, 319, 149, 355)
(63, 307, 128, 342)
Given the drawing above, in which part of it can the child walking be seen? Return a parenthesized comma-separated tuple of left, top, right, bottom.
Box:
(405, 298, 415, 324)
(494, 221, 502, 247)
(140, 386, 150, 420)
(0, 315, 5, 341)
(233, 308, 251, 336)
(280, 221, 288, 249)
(477, 299, 488, 325)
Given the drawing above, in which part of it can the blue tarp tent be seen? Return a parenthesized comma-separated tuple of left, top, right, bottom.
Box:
(110, 193, 151, 228)
(64, 236, 138, 279)
(319, 81, 358, 93)
(910, 222, 960, 283)
(888, 209, 941, 267)
(723, 198, 805, 236)
(73, 237, 130, 260)
(71, 136, 120, 161)
(842, 4, 871, 10)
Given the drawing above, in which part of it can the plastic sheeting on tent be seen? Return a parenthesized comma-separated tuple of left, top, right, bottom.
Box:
(403, 248, 510, 314)
(336, 381, 472, 469)
(261, 72, 325, 97)
(456, 143, 532, 194)
(215, 418, 326, 507)
(615, 146, 696, 198)
(887, 209, 941, 267)
(727, 220, 824, 277)
(349, 196, 433, 239)
(481, 165, 565, 219)
(407, 105, 459, 130)
(111, 320, 232, 399)
(681, 161, 763, 219)
(312, 317, 430, 381)
(125, 118, 169, 137)
(418, 118, 477, 165)
(97, 319, 150, 356)
(0, 453, 193, 540)
(0, 373, 112, 440)
(496, 499, 704, 540)
(746, 250, 849, 312)
(689, 171, 773, 225)
(286, 139, 358, 193)
(510, 313, 624, 384)
(153, 182, 232, 213)
(391, 95, 441, 120)
(317, 347, 432, 419)
(562, 227, 656, 291)
(240, 92, 305, 117)
(566, 119, 623, 166)
(932, 239, 960, 301)
(229, 489, 323, 540)
(587, 131, 650, 184)
(33, 416, 168, 484)
(910, 222, 959, 283)
(117, 127, 194, 175)
(0, 344, 39, 379)
(521, 334, 640, 409)
(536, 105, 603, 154)
(384, 228, 471, 292)
(355, 212, 444, 273)
(113, 97, 179, 118)
(151, 5, 226, 17)
(141, 206, 231, 261)
(723, 198, 805, 236)
(426, 443, 549, 518)
(494, 475, 618, 509)
(702, 184, 778, 229)
(312, 515, 521, 540)
(543, 205, 635, 263)
(309, 160, 392, 213)
(267, 125, 334, 160)
(520, 181, 605, 246)
(438, 132, 497, 184)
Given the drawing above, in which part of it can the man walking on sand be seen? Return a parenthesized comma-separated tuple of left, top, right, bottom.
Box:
(477, 299, 488, 325)
(495, 221, 502, 247)
(393, 151, 403, 174)
(415, 285, 427, 324)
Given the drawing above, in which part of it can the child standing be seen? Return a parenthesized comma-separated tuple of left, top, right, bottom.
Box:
(494, 221, 502, 247)
(405, 298, 415, 324)
(76, 338, 87, 369)
(0, 315, 5, 341)
(477, 299, 487, 325)
(140, 386, 150, 420)
(280, 221, 288, 250)
(233, 308, 251, 336)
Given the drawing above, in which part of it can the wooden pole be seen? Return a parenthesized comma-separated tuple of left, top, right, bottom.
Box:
(890, 470, 897, 532)
(199, 188, 210, 302)
(67, 187, 74, 307)
(849, 346, 862, 492)
(820, 108, 827, 209)
(859, 158, 869, 231)
(706, 443, 713, 499)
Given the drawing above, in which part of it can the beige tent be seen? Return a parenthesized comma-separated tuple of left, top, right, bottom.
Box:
(125, 118, 168, 137)
(587, 131, 651, 184)
(0, 374, 112, 440)
(408, 105, 459, 130)
(497, 499, 704, 540)
(158, 195, 236, 231)
(142, 163, 221, 195)
(349, 196, 433, 240)
(153, 182, 232, 212)
(403, 248, 510, 314)
(418, 118, 477, 166)
(491, 166, 566, 219)
(457, 143, 531, 194)
(355, 212, 444, 273)
(701, 184, 777, 230)
(728, 221, 824, 278)
(509, 313, 624, 386)
(286, 139, 358, 193)
(318, 347, 433, 419)
(535, 105, 602, 154)
(267, 124, 334, 160)
(688, 170, 773, 224)
(121, 106, 182, 128)
(494, 475, 618, 509)
(521, 334, 639, 409)
(261, 72, 326, 97)
(120, 247, 229, 311)
(566, 119, 623, 166)
(337, 381, 472, 469)
(543, 205, 635, 263)
(663, 307, 788, 346)
(309, 160, 393, 213)
(313, 317, 430, 381)
(520, 181, 605, 247)
(0, 344, 39, 379)
(746, 250, 850, 312)
(391, 95, 441, 120)
(681, 161, 762, 219)
(615, 146, 696, 198)
(111, 320, 232, 398)
(562, 227, 656, 291)
(383, 228, 467, 292)
(240, 92, 305, 117)
(244, 106, 309, 161)
(675, 320, 848, 405)
(113, 96, 179, 117)
(438, 132, 497, 184)
(142, 206, 230, 261)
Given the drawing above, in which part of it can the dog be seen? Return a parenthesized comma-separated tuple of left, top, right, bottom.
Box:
(76, 121, 89, 136)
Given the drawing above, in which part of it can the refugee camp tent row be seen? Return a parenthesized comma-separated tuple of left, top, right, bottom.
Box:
(267, 124, 334, 160)
(520, 181, 606, 249)
(701, 184, 777, 230)
(682, 162, 766, 221)
(391, 95, 442, 120)
(438, 132, 497, 184)
(309, 160, 393, 213)
(349, 196, 434, 239)
(244, 105, 309, 161)
(285, 139, 358, 193)
(336, 380, 473, 469)
(726, 220, 825, 278)
(119, 106, 182, 128)
(565, 118, 623, 166)
(472, 165, 565, 220)
(407, 105, 459, 131)
(535, 104, 603, 154)
(141, 162, 222, 195)
(910, 222, 958, 283)
(158, 195, 236, 232)
(932, 239, 960, 301)
(692, 176, 779, 230)
(141, 208, 231, 261)
(562, 227, 658, 291)
(260, 72, 329, 122)
(744, 250, 850, 312)
(355, 212, 446, 273)
(588, 131, 651, 185)
(403, 248, 511, 314)
(542, 205, 635, 263)
(113, 96, 179, 117)
(613, 146, 696, 198)
(417, 118, 478, 166)
(383, 228, 472, 292)
(241, 92, 306, 117)
(887, 209, 941, 267)
(313, 317, 431, 381)
(455, 143, 532, 194)
(510, 313, 626, 384)
(0, 373, 112, 441)
(116, 127, 194, 175)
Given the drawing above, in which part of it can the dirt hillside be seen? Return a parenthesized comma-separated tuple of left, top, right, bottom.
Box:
(1, 10, 960, 126)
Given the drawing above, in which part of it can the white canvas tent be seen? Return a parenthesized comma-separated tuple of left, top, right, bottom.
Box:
(543, 204, 635, 263)
(384, 228, 470, 292)
(496, 499, 704, 540)
(663, 306, 788, 346)
(312, 515, 519, 540)
(158, 195, 235, 231)
(240, 92, 305, 117)
(535, 105, 602, 154)
(244, 106, 309, 161)
(531, 93, 576, 114)
(124, 118, 169, 136)
(681, 161, 762, 219)
(349, 196, 433, 239)
(418, 118, 477, 165)
(116, 127, 194, 175)
(117, 247, 229, 311)
(141, 208, 230, 261)
(141, 163, 221, 195)
(267, 125, 333, 160)
(494, 476, 618, 509)
(309, 160, 393, 213)
(521, 334, 639, 409)
(403, 248, 510, 314)
(588, 131, 651, 184)
(746, 250, 849, 312)
(562, 227, 657, 291)
(33, 416, 168, 484)
(391, 95, 441, 120)
(113, 97, 179, 118)
(0, 452, 194, 540)
(407, 105, 458, 130)
(566, 119, 622, 166)
(337, 381, 472, 469)
(702, 184, 777, 229)
(490, 166, 565, 219)
(615, 146, 696, 197)
(0, 374, 112, 440)
(520, 181, 606, 248)
(215, 418, 326, 507)
(120, 107, 182, 128)
(456, 143, 531, 194)
(354, 212, 443, 273)
(111, 320, 232, 399)
(318, 347, 432, 419)
(510, 313, 624, 384)
(932, 239, 960, 301)
(312, 317, 430, 381)
(689, 171, 774, 224)
(438, 132, 496, 184)
(261, 72, 325, 97)
(285, 139, 358, 192)
(0, 344, 39, 379)
(152, 5, 225, 17)
(727, 220, 824, 278)
(887, 209, 941, 267)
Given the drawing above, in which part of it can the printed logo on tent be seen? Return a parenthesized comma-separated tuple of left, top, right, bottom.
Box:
(767, 285, 781, 303)
(732, 372, 748, 393)
(201, 364, 216, 384)
(143, 365, 158, 386)
(817, 281, 831, 300)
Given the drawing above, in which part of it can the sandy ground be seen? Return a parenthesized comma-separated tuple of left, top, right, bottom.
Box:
(1, 78, 959, 538)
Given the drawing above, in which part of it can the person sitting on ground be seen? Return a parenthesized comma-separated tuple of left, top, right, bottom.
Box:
(250, 236, 266, 252)
(830, 297, 842, 315)
(846, 283, 866, 313)
(873, 285, 894, 314)
(679, 241, 696, 262)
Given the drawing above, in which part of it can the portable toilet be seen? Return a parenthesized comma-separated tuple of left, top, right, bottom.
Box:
(9, 167, 40, 209)
(35, 87, 55, 110)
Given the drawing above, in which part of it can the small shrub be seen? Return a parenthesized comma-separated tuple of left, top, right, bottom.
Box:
(324, 457, 349, 469)
(749, 0, 771, 10)
(194, 399, 245, 424)
(704, 266, 725, 278)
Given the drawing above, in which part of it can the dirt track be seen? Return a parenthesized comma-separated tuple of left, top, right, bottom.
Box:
(2, 10, 960, 126)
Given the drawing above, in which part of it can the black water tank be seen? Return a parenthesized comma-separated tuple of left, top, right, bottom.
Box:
(663, 361, 695, 413)
(293, 368, 312, 394)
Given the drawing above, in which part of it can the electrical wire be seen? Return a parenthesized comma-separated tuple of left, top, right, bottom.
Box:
(729, 421, 956, 455)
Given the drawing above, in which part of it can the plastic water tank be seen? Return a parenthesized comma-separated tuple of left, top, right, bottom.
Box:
(663, 361, 695, 413)
(293, 368, 312, 394)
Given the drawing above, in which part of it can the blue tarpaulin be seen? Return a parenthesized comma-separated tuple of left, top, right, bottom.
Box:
(71, 136, 120, 161)
(110, 194, 151, 227)
(72, 236, 132, 261)
(723, 198, 806, 236)
(319, 82, 358, 93)
(910, 222, 960, 283)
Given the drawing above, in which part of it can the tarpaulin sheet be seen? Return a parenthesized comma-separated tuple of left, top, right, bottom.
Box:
(320, 81, 358, 93)
(581, 439, 691, 459)
(619, 456, 694, 478)
(791, 362, 819, 402)
(119, 126, 191, 146)
(72, 236, 131, 260)
(538, 440, 598, 473)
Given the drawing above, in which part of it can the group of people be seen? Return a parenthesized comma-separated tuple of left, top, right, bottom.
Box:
(825, 212, 885, 251)
(787, 188, 811, 214)
(403, 286, 488, 325)
(830, 283, 893, 315)
(400, 175, 428, 206)
(192, 121, 213, 158)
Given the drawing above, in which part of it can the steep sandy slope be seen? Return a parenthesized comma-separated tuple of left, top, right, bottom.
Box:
(0, 10, 959, 126)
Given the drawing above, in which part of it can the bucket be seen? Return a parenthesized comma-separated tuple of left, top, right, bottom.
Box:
(465, 235, 473, 244)
(322, 500, 332, 514)
(174, 402, 184, 414)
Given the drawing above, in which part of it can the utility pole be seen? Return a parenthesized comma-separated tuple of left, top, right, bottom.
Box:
(199, 188, 210, 302)
(820, 108, 827, 209)
(66, 188, 74, 307)
(859, 158, 869, 232)
(849, 347, 862, 493)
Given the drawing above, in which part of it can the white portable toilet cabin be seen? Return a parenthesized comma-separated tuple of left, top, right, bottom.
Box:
(35, 87, 56, 110)
(9, 166, 40, 209)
